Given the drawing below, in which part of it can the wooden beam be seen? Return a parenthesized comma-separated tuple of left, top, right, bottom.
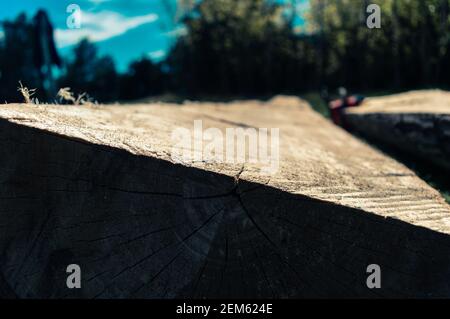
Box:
(344, 90, 450, 171)
(0, 96, 449, 298)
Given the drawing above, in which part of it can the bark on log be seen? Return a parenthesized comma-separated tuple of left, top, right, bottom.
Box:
(344, 90, 450, 171)
(0, 96, 450, 298)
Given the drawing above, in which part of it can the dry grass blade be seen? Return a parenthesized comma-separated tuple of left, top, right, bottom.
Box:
(57, 87, 76, 104)
(77, 93, 97, 107)
(17, 81, 37, 104)
(57, 88, 96, 106)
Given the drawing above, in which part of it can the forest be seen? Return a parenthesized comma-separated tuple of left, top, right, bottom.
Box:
(0, 0, 449, 102)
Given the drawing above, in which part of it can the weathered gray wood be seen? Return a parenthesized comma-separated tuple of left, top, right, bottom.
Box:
(344, 90, 450, 171)
(0, 97, 450, 298)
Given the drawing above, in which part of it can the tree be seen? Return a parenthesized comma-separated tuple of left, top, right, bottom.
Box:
(58, 39, 119, 102)
(119, 57, 166, 100)
(168, 0, 313, 95)
(0, 13, 40, 102)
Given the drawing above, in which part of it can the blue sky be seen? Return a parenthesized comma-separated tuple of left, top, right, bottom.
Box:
(0, 0, 308, 72)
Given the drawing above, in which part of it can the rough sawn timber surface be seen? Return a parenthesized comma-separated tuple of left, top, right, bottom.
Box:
(0, 96, 450, 298)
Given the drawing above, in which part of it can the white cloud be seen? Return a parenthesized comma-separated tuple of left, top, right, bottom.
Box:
(88, 0, 112, 4)
(55, 10, 158, 48)
(164, 26, 187, 38)
(148, 50, 167, 60)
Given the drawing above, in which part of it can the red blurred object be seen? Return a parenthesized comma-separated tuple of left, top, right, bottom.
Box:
(329, 95, 365, 127)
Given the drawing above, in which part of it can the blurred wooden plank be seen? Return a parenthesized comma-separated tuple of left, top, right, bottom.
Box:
(344, 90, 450, 171)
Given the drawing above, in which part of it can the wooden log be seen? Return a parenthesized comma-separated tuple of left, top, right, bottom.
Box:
(0, 96, 449, 298)
(344, 90, 450, 171)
